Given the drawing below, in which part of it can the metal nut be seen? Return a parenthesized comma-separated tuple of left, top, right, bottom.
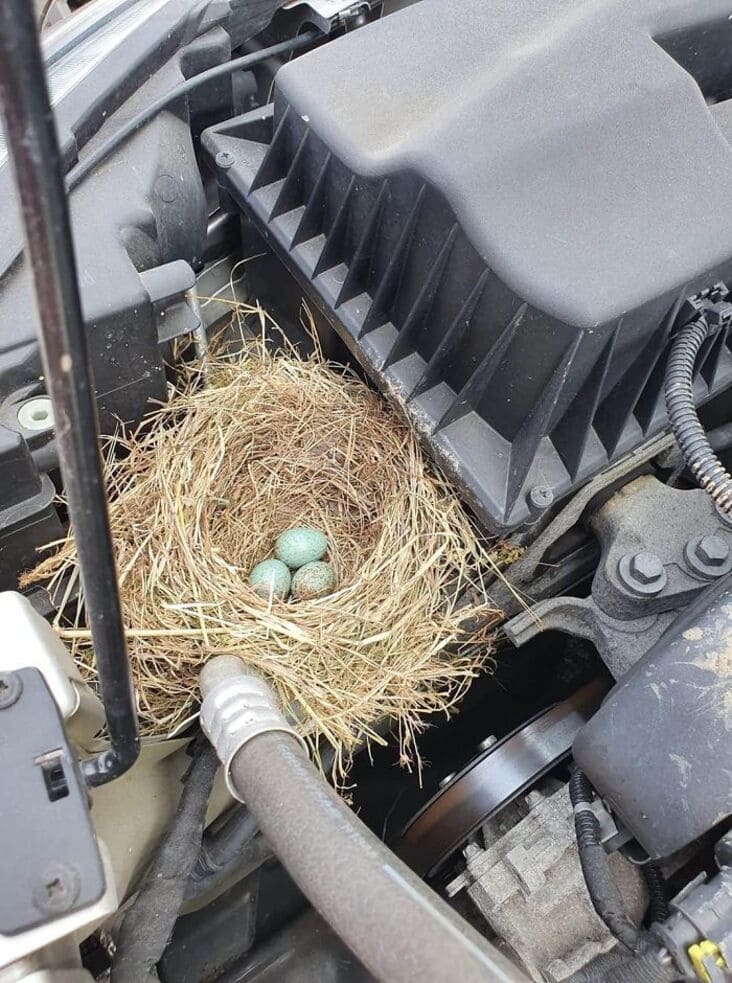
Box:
(0, 671, 22, 709)
(32, 863, 80, 915)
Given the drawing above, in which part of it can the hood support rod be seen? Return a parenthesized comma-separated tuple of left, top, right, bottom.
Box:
(0, 0, 139, 786)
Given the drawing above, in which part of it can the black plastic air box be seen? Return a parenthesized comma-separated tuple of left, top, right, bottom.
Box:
(205, 0, 732, 532)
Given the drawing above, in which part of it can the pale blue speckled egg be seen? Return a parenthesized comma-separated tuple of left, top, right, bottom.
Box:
(249, 558, 291, 600)
(291, 561, 336, 600)
(274, 527, 328, 569)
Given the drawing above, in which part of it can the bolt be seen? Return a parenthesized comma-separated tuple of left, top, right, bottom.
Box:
(215, 150, 235, 170)
(0, 671, 22, 709)
(695, 535, 729, 567)
(684, 534, 732, 579)
(629, 552, 664, 584)
(715, 502, 732, 529)
(477, 734, 498, 752)
(17, 396, 54, 432)
(32, 863, 80, 915)
(439, 772, 456, 789)
(617, 552, 667, 596)
(528, 485, 554, 511)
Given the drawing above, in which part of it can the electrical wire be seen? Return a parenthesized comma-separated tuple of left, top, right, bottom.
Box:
(66, 29, 322, 192)
(569, 768, 644, 953)
(664, 314, 732, 515)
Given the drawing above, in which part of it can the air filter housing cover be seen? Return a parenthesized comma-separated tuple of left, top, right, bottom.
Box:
(204, 0, 732, 531)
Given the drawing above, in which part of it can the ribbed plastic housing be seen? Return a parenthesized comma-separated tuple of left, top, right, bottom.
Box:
(203, 0, 732, 531)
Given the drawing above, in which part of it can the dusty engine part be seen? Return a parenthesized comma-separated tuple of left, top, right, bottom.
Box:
(395, 680, 607, 878)
(574, 579, 732, 860)
(446, 783, 647, 983)
(506, 475, 732, 676)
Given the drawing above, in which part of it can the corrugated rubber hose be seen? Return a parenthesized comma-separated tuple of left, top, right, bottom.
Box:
(641, 863, 670, 926)
(569, 769, 643, 953)
(664, 316, 732, 515)
(569, 946, 681, 983)
(111, 743, 220, 983)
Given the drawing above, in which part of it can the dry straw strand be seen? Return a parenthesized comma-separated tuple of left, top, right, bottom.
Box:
(24, 331, 510, 773)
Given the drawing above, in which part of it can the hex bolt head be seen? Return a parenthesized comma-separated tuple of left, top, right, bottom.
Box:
(32, 863, 80, 915)
(684, 534, 732, 579)
(215, 150, 235, 170)
(438, 771, 456, 789)
(617, 552, 667, 596)
(715, 502, 732, 529)
(477, 734, 498, 752)
(630, 552, 664, 584)
(0, 671, 22, 709)
(695, 535, 729, 566)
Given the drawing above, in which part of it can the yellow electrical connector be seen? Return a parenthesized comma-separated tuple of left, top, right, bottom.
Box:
(688, 939, 727, 983)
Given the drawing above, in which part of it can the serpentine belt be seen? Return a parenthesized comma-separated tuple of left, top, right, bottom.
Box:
(395, 678, 608, 877)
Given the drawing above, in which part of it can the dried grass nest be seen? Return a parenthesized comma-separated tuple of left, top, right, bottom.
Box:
(25, 323, 514, 773)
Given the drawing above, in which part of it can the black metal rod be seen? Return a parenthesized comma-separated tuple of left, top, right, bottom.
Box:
(0, 0, 139, 785)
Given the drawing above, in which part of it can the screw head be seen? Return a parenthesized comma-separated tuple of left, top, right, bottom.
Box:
(528, 485, 554, 511)
(684, 534, 732, 579)
(215, 150, 235, 170)
(477, 734, 498, 752)
(17, 396, 54, 432)
(0, 671, 22, 709)
(438, 772, 456, 789)
(32, 863, 80, 915)
(617, 552, 667, 596)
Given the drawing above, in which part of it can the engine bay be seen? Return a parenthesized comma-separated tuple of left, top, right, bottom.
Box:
(0, 1, 730, 981)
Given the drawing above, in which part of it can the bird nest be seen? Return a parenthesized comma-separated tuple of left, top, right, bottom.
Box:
(25, 328, 513, 774)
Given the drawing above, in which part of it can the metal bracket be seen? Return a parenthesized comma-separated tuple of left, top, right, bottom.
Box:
(0, 668, 105, 936)
(505, 475, 732, 676)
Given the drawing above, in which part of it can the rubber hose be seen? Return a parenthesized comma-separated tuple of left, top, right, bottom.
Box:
(111, 743, 219, 983)
(568, 947, 633, 982)
(191, 805, 259, 881)
(664, 317, 732, 515)
(641, 864, 669, 925)
(184, 803, 273, 903)
(569, 769, 643, 953)
(570, 947, 680, 983)
(227, 730, 524, 983)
